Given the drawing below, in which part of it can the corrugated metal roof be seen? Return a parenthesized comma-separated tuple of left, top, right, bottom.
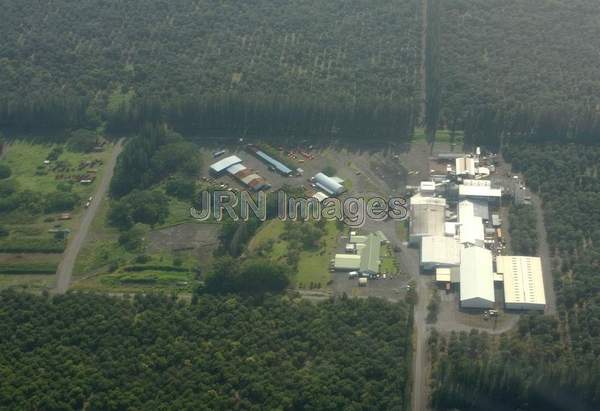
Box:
(226, 163, 247, 175)
(255, 150, 292, 174)
(241, 174, 261, 184)
(459, 185, 502, 198)
(334, 254, 361, 270)
(314, 173, 345, 195)
(459, 246, 495, 308)
(410, 203, 445, 240)
(360, 234, 381, 274)
(421, 236, 461, 267)
(498, 256, 545, 310)
(210, 155, 242, 173)
(312, 192, 329, 202)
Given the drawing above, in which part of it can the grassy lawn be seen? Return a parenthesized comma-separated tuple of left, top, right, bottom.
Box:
(248, 219, 340, 289)
(4, 141, 111, 195)
(412, 128, 464, 143)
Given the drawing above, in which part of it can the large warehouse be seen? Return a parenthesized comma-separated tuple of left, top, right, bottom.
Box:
(409, 194, 446, 244)
(420, 236, 461, 270)
(313, 173, 345, 196)
(459, 246, 495, 309)
(497, 256, 546, 310)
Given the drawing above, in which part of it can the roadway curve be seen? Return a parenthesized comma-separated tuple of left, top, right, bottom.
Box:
(54, 139, 124, 294)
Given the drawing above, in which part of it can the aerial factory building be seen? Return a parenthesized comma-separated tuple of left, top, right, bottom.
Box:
(409, 193, 446, 245)
(459, 246, 495, 309)
(497, 256, 546, 310)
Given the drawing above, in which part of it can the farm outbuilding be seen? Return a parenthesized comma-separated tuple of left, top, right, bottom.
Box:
(210, 155, 242, 175)
(254, 150, 293, 176)
(334, 254, 361, 271)
(359, 234, 381, 276)
(313, 173, 345, 196)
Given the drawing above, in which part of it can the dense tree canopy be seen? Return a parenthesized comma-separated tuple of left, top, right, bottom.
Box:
(0, 290, 412, 410)
(0, 0, 420, 140)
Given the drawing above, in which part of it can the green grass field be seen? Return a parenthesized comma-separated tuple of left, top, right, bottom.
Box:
(412, 128, 464, 144)
(248, 219, 340, 288)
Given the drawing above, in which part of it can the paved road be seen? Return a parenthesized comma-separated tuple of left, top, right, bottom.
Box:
(412, 275, 430, 411)
(53, 140, 124, 294)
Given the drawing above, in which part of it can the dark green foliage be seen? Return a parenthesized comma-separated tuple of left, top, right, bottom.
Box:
(282, 221, 325, 250)
(0, 0, 419, 139)
(118, 225, 146, 252)
(204, 256, 290, 295)
(509, 204, 539, 256)
(109, 190, 169, 230)
(0, 262, 58, 274)
(217, 218, 261, 257)
(165, 176, 196, 200)
(0, 291, 411, 410)
(0, 226, 8, 237)
(110, 125, 200, 198)
(431, 0, 600, 145)
(0, 163, 11, 179)
(0, 238, 65, 253)
(66, 129, 97, 152)
(44, 191, 80, 213)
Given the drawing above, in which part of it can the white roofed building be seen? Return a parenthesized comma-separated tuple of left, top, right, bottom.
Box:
(458, 200, 485, 247)
(312, 192, 329, 203)
(497, 256, 546, 310)
(313, 173, 345, 196)
(210, 155, 243, 174)
(334, 254, 361, 270)
(459, 184, 502, 199)
(409, 194, 446, 244)
(420, 236, 461, 270)
(455, 157, 476, 176)
(460, 246, 495, 309)
(420, 181, 436, 196)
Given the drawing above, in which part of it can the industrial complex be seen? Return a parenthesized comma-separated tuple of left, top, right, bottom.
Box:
(412, 149, 546, 311)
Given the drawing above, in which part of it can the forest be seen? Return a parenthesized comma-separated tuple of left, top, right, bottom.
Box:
(0, 0, 420, 142)
(0, 290, 412, 410)
(430, 144, 600, 410)
(432, 0, 600, 146)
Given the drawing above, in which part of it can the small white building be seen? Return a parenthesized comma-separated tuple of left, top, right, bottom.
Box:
(334, 254, 361, 271)
(497, 256, 546, 310)
(460, 246, 495, 309)
(420, 181, 436, 196)
(455, 157, 476, 176)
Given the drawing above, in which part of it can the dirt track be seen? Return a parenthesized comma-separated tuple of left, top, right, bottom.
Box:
(53, 140, 124, 294)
